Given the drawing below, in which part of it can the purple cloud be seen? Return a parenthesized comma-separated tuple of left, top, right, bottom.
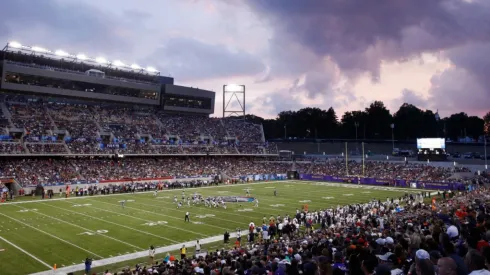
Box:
(0, 0, 133, 53)
(146, 37, 265, 81)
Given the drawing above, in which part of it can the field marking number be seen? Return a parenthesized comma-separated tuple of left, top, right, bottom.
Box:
(72, 204, 92, 207)
(18, 209, 38, 212)
(143, 221, 168, 226)
(196, 214, 215, 219)
(78, 229, 109, 236)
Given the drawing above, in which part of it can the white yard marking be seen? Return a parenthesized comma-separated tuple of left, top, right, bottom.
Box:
(299, 200, 311, 203)
(78, 230, 109, 235)
(44, 203, 176, 243)
(83, 199, 210, 237)
(343, 194, 354, 196)
(361, 191, 372, 193)
(0, 236, 52, 269)
(237, 208, 253, 212)
(17, 209, 38, 212)
(195, 214, 215, 219)
(133, 196, 259, 224)
(142, 221, 168, 226)
(269, 204, 285, 207)
(72, 204, 92, 207)
(13, 205, 144, 251)
(0, 212, 103, 258)
(322, 197, 335, 199)
(95, 199, 236, 232)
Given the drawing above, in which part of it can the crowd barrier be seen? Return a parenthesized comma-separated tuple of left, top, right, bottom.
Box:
(299, 174, 466, 190)
(238, 173, 287, 181)
(23, 174, 288, 188)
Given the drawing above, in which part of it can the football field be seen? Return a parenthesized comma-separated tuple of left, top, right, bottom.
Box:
(0, 181, 418, 274)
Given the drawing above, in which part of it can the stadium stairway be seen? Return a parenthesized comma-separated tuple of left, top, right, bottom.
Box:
(260, 124, 266, 143)
(153, 114, 165, 129)
(44, 107, 58, 131)
(63, 142, 72, 154)
(0, 102, 12, 119)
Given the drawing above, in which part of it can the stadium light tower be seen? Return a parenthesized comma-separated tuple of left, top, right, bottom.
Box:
(223, 84, 245, 118)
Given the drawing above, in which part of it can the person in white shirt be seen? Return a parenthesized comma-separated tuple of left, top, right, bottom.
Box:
(149, 245, 155, 265)
(195, 240, 201, 253)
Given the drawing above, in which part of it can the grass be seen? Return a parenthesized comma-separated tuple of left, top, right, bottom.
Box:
(0, 181, 419, 275)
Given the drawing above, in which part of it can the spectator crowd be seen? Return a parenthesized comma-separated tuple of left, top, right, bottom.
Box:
(0, 98, 277, 155)
(99, 185, 490, 275)
(1, 157, 488, 188)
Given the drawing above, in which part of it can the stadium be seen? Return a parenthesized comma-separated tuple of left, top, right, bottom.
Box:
(0, 40, 489, 275)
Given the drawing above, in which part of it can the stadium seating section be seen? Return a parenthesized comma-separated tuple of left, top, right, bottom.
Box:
(0, 96, 275, 155)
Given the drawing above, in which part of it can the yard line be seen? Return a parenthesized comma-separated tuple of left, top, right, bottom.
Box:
(88, 199, 234, 233)
(43, 202, 178, 244)
(0, 236, 52, 270)
(0, 212, 103, 259)
(84, 199, 214, 237)
(29, 231, 242, 275)
(13, 205, 144, 251)
(119, 199, 251, 226)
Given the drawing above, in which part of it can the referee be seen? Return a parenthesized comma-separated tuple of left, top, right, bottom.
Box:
(185, 211, 190, 222)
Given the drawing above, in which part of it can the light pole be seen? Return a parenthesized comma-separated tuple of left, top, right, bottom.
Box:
(390, 123, 395, 151)
(485, 136, 488, 170)
(355, 122, 359, 154)
(284, 124, 287, 140)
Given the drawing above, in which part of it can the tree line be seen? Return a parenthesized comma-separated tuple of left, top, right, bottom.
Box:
(243, 101, 490, 141)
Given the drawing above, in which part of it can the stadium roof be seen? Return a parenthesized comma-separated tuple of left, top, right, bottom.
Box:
(3, 41, 160, 76)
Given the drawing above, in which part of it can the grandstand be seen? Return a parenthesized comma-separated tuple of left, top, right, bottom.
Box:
(1, 42, 489, 275)
(0, 42, 276, 157)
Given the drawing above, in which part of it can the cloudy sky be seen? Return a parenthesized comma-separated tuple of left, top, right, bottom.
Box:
(1, 0, 489, 119)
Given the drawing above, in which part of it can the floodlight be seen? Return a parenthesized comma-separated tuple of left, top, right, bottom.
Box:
(8, 41, 22, 48)
(32, 46, 48, 53)
(224, 84, 245, 92)
(130, 64, 141, 70)
(112, 60, 125, 67)
(76, 54, 87, 60)
(55, 50, 69, 57)
(95, 57, 107, 64)
(146, 66, 158, 73)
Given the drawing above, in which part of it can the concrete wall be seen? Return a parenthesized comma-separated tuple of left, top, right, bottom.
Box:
(277, 141, 489, 155)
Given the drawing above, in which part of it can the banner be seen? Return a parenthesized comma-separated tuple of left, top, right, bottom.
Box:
(299, 174, 464, 190)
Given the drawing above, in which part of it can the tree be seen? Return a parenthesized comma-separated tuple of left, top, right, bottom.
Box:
(340, 111, 367, 139)
(484, 112, 490, 136)
(260, 101, 486, 141)
(364, 101, 393, 139)
(393, 103, 424, 140)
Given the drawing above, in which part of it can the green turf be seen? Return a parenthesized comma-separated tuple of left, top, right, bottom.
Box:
(0, 181, 418, 274)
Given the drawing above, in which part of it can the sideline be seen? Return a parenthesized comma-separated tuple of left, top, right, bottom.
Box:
(0, 181, 284, 206)
(30, 231, 240, 275)
(0, 236, 52, 270)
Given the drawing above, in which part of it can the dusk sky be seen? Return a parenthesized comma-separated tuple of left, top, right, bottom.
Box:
(1, 0, 489, 119)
